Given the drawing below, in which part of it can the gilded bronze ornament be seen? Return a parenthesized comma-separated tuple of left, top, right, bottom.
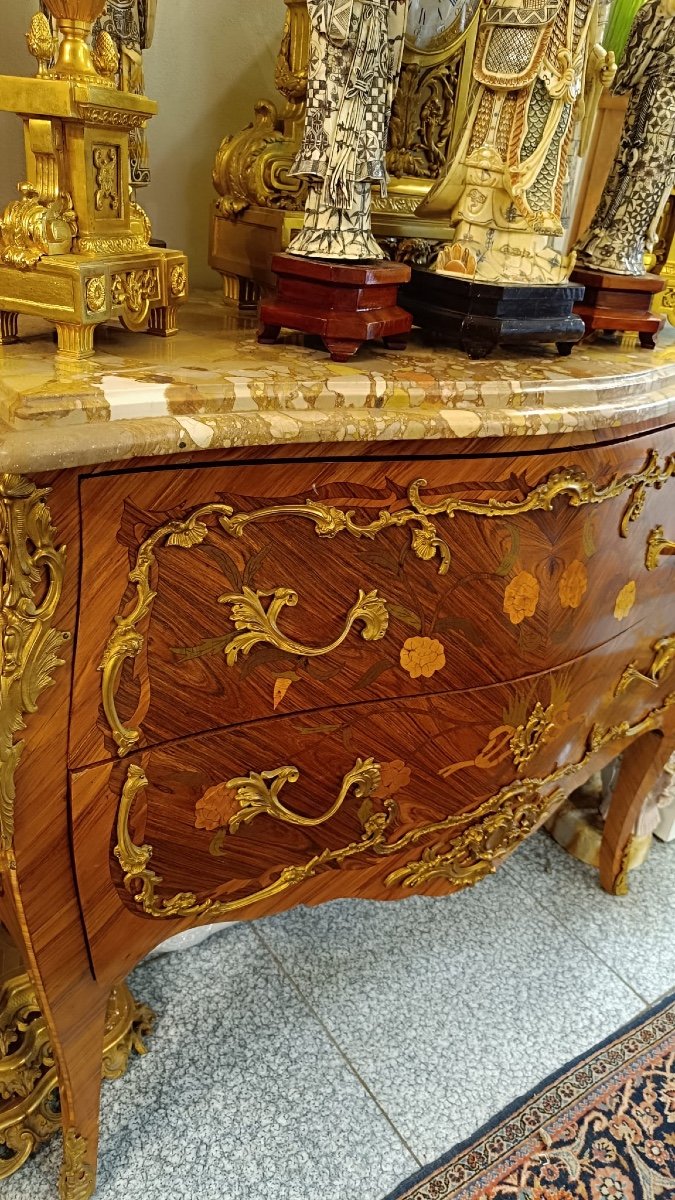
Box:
(221, 586, 389, 666)
(59, 1129, 94, 1200)
(100, 452, 675, 758)
(616, 635, 675, 695)
(646, 525, 675, 570)
(113, 693, 675, 920)
(211, 756, 382, 840)
(0, 475, 68, 860)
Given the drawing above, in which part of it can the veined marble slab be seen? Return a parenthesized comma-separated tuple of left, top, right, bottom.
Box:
(1, 292, 675, 474)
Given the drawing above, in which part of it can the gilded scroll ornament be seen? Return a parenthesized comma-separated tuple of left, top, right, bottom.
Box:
(0, 185, 77, 270)
(384, 782, 566, 892)
(616, 635, 675, 695)
(59, 1130, 94, 1200)
(0, 475, 68, 859)
(221, 586, 389, 666)
(101, 451, 675, 756)
(113, 693, 675, 920)
(111, 268, 159, 331)
(510, 702, 556, 769)
(93, 146, 120, 215)
(211, 756, 381, 841)
(115, 759, 391, 919)
(646, 525, 675, 570)
(0, 937, 153, 1181)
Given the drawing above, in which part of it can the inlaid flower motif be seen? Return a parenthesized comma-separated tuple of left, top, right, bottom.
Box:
(195, 783, 238, 831)
(614, 581, 637, 621)
(504, 571, 540, 625)
(400, 636, 446, 679)
(373, 759, 412, 800)
(559, 559, 588, 609)
(590, 1168, 635, 1200)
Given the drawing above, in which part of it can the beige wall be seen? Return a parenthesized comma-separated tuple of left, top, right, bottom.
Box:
(0, 0, 283, 287)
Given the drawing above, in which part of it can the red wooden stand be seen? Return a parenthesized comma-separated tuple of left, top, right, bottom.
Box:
(259, 252, 413, 362)
(572, 267, 666, 349)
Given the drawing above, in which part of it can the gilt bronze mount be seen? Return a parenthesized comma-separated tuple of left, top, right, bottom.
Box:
(0, 0, 188, 359)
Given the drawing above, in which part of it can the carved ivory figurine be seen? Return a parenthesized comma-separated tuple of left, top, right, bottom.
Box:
(576, 0, 675, 276)
(417, 0, 616, 285)
(289, 0, 409, 260)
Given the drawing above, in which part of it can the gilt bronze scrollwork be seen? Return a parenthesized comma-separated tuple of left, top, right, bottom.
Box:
(646, 525, 675, 570)
(113, 693, 675, 920)
(101, 451, 675, 758)
(0, 474, 68, 859)
(616, 635, 675, 695)
(221, 587, 389, 665)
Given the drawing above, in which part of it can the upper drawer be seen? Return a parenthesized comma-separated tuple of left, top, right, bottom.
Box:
(70, 428, 675, 768)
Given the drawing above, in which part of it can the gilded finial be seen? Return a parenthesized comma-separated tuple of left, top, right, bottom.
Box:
(92, 30, 119, 79)
(26, 12, 58, 76)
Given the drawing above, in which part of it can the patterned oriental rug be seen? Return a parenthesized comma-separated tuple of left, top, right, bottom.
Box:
(385, 991, 675, 1200)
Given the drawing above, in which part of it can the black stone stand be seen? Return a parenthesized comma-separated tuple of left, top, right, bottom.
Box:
(402, 268, 586, 359)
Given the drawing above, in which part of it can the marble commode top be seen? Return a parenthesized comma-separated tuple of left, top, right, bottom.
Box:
(2, 292, 675, 474)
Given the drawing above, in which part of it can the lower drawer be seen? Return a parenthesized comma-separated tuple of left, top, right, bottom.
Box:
(71, 621, 675, 981)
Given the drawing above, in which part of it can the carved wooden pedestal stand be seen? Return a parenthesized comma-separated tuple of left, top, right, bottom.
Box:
(259, 253, 412, 362)
(572, 269, 667, 348)
(402, 268, 586, 358)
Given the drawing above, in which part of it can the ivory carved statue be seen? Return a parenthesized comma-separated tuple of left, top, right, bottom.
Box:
(289, 0, 409, 260)
(417, 0, 616, 285)
(576, 0, 675, 276)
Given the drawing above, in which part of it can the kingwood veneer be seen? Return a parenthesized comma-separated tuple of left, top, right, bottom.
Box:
(1, 302, 674, 1197)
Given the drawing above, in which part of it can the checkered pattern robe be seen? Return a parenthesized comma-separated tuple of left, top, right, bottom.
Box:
(292, 0, 407, 210)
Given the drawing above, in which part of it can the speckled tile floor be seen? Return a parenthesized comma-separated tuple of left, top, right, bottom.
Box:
(8, 832, 674, 1200)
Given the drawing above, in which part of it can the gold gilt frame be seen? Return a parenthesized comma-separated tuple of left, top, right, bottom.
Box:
(209, 0, 479, 305)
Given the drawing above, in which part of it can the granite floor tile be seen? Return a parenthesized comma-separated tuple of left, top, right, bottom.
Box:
(256, 869, 645, 1166)
(8, 924, 417, 1200)
(505, 831, 675, 1004)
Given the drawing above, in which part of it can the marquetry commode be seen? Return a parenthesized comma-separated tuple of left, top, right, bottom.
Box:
(1, 298, 675, 1198)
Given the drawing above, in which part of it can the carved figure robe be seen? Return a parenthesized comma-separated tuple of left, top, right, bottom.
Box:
(418, 0, 614, 284)
(576, 0, 675, 275)
(290, 0, 408, 260)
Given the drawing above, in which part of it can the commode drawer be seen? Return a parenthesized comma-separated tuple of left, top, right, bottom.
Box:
(70, 429, 675, 768)
(70, 621, 675, 979)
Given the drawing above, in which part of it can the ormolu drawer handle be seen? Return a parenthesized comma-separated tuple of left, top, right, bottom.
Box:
(646, 526, 675, 571)
(209, 757, 382, 843)
(219, 586, 389, 665)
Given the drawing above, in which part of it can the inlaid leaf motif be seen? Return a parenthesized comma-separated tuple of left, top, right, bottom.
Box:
(495, 524, 522, 578)
(388, 602, 423, 631)
(559, 560, 588, 610)
(614, 581, 637, 621)
(273, 676, 296, 709)
(354, 659, 394, 690)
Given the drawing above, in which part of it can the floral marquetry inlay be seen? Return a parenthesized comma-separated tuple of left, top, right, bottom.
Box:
(101, 450, 675, 758)
(114, 690, 675, 921)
